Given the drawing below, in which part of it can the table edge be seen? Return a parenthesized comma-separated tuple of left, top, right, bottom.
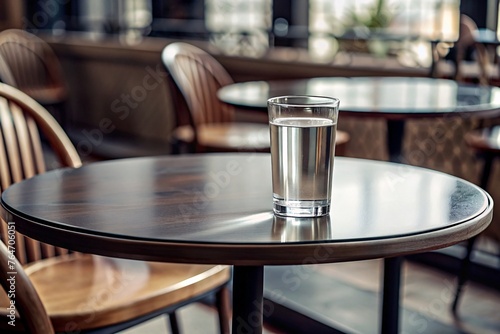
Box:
(218, 78, 500, 120)
(2, 194, 493, 266)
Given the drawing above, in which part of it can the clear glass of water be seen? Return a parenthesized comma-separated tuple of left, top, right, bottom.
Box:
(268, 95, 340, 217)
(272, 215, 332, 241)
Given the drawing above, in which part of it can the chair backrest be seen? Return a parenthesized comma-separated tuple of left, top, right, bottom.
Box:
(0, 82, 81, 265)
(455, 15, 489, 85)
(161, 42, 236, 129)
(0, 241, 54, 334)
(0, 29, 67, 103)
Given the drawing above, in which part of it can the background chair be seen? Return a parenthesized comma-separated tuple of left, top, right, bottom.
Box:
(162, 42, 270, 153)
(434, 14, 491, 85)
(0, 29, 68, 126)
(162, 42, 350, 155)
(452, 125, 500, 313)
(429, 14, 500, 313)
(454, 15, 490, 85)
(0, 82, 231, 333)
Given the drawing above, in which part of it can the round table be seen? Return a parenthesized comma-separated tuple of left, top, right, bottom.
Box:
(218, 77, 500, 162)
(1, 154, 493, 334)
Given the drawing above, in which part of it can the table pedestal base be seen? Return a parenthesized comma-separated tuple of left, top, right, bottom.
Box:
(232, 265, 264, 334)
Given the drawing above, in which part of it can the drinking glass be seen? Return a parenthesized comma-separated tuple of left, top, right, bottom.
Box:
(268, 95, 340, 217)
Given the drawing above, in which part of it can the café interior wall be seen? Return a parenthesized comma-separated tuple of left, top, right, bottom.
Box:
(54, 41, 175, 145)
(49, 36, 499, 241)
(49, 36, 427, 146)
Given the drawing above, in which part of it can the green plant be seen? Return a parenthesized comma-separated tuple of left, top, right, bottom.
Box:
(345, 0, 393, 30)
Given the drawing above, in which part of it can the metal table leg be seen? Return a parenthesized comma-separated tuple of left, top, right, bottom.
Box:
(387, 120, 406, 163)
(382, 257, 402, 334)
(232, 265, 264, 334)
(382, 120, 406, 333)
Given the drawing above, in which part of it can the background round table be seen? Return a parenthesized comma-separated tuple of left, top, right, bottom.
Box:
(1, 154, 493, 333)
(218, 77, 500, 162)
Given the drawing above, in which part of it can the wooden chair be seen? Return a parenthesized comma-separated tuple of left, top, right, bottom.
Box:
(0, 29, 68, 126)
(445, 15, 490, 86)
(452, 125, 500, 313)
(162, 42, 349, 155)
(0, 241, 55, 334)
(0, 83, 231, 333)
(162, 42, 269, 153)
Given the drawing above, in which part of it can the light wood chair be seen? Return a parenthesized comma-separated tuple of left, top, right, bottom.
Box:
(445, 15, 491, 86)
(0, 29, 68, 126)
(0, 82, 231, 333)
(0, 241, 55, 334)
(162, 42, 270, 153)
(162, 42, 350, 155)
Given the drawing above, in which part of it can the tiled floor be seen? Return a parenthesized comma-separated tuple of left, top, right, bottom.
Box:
(120, 255, 499, 334)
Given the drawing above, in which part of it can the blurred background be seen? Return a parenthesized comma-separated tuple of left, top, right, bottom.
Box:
(0, 1, 499, 332)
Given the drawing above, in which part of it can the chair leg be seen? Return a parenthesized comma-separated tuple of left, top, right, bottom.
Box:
(168, 312, 181, 334)
(452, 235, 478, 314)
(479, 153, 494, 190)
(215, 286, 231, 334)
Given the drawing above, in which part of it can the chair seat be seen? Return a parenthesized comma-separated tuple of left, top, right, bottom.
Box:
(173, 123, 350, 154)
(334, 130, 350, 156)
(173, 123, 271, 152)
(465, 125, 500, 153)
(0, 253, 230, 331)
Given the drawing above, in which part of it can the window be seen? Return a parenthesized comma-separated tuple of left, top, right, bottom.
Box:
(308, 0, 460, 64)
(205, 0, 272, 56)
(19, 0, 466, 65)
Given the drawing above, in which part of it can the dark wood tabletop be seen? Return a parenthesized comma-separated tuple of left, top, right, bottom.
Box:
(1, 153, 492, 265)
(218, 77, 500, 120)
(1, 153, 493, 334)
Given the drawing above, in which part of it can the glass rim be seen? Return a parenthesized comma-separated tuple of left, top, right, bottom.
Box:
(267, 95, 340, 108)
